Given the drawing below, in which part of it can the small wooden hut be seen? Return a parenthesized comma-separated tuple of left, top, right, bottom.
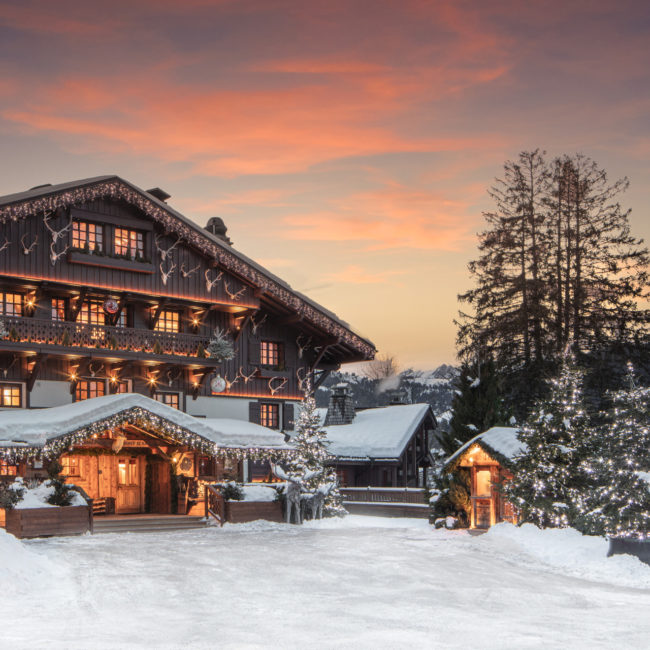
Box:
(446, 427, 525, 529)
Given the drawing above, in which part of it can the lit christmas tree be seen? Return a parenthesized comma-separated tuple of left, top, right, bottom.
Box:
(577, 364, 650, 538)
(503, 355, 594, 528)
(284, 380, 346, 517)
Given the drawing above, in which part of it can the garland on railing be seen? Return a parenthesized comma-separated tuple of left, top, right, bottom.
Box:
(0, 406, 296, 463)
(0, 178, 375, 359)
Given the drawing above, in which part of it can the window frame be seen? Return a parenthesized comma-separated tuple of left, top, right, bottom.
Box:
(154, 392, 181, 410)
(0, 292, 23, 317)
(260, 341, 282, 368)
(74, 379, 106, 402)
(72, 220, 103, 253)
(0, 383, 22, 408)
(260, 402, 280, 429)
(153, 310, 181, 333)
(114, 227, 145, 259)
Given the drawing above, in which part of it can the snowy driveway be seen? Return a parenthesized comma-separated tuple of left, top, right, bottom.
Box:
(2, 516, 649, 649)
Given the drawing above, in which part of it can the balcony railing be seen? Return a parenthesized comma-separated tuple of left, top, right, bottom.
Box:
(1, 317, 212, 360)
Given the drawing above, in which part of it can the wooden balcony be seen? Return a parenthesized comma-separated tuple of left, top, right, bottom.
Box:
(0, 316, 215, 365)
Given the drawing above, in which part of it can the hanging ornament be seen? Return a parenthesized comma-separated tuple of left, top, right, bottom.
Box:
(210, 374, 227, 393)
(103, 298, 119, 315)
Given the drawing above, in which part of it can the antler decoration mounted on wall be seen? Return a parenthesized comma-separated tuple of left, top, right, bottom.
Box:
(181, 262, 200, 278)
(43, 212, 72, 243)
(0, 238, 10, 254)
(224, 281, 246, 302)
(250, 313, 267, 336)
(49, 241, 69, 266)
(238, 366, 257, 384)
(204, 269, 223, 292)
(88, 361, 104, 378)
(296, 367, 311, 392)
(21, 233, 38, 255)
(224, 372, 241, 391)
(268, 376, 288, 396)
(296, 335, 312, 359)
(159, 260, 176, 286)
(154, 235, 181, 261)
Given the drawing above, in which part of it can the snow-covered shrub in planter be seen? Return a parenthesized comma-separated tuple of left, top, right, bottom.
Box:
(217, 481, 244, 501)
(0, 480, 24, 509)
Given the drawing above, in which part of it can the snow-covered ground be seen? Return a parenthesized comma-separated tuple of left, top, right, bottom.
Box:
(2, 517, 650, 649)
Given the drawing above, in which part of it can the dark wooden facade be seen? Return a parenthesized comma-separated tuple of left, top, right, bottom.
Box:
(0, 176, 374, 418)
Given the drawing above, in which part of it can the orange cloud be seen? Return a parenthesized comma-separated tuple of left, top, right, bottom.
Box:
(323, 265, 406, 285)
(282, 184, 480, 251)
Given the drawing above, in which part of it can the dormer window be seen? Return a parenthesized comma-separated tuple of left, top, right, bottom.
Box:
(114, 228, 144, 259)
(72, 221, 103, 253)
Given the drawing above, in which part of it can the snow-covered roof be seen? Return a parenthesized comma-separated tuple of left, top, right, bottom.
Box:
(0, 393, 290, 451)
(322, 403, 434, 460)
(445, 426, 526, 467)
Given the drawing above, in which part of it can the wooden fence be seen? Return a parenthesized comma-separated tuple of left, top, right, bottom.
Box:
(340, 487, 430, 519)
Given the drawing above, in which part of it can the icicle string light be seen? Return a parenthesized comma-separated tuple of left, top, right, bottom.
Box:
(0, 406, 296, 464)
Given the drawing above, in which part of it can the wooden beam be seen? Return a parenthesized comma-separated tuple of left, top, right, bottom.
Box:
(110, 292, 130, 326)
(279, 313, 303, 326)
(67, 287, 88, 322)
(191, 368, 213, 400)
(149, 298, 168, 330)
(309, 340, 339, 372)
(26, 353, 47, 392)
(313, 369, 331, 391)
(234, 312, 253, 343)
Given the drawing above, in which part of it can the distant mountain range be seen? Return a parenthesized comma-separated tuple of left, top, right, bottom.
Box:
(315, 364, 459, 426)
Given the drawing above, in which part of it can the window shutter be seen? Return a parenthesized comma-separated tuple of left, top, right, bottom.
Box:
(249, 340, 261, 365)
(249, 401, 261, 424)
(283, 402, 295, 431)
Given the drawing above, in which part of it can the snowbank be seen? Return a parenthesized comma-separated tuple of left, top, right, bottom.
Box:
(484, 522, 650, 589)
(0, 529, 66, 594)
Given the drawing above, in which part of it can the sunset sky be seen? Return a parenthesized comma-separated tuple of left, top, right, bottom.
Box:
(1, 0, 648, 370)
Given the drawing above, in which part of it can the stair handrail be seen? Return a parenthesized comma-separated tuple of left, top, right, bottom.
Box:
(205, 484, 225, 527)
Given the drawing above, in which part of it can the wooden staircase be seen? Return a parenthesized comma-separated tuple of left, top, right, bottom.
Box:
(92, 514, 208, 534)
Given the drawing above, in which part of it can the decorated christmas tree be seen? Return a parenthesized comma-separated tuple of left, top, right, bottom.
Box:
(503, 355, 594, 528)
(284, 380, 346, 517)
(576, 364, 650, 537)
(206, 328, 235, 362)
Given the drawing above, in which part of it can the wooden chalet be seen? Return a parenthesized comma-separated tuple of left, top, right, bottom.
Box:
(445, 427, 525, 529)
(0, 176, 374, 519)
(321, 384, 437, 488)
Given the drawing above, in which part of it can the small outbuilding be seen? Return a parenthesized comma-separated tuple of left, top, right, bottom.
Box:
(321, 384, 437, 488)
(445, 427, 525, 529)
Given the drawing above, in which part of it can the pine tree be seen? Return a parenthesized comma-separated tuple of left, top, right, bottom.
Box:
(285, 381, 346, 517)
(457, 151, 650, 416)
(576, 364, 650, 537)
(441, 358, 509, 456)
(206, 328, 235, 362)
(503, 356, 594, 528)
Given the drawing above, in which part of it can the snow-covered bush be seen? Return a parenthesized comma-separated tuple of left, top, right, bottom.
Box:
(217, 481, 244, 501)
(434, 516, 461, 530)
(0, 479, 24, 509)
(206, 328, 235, 362)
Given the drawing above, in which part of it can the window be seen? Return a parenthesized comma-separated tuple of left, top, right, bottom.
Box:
(76, 301, 127, 327)
(154, 392, 180, 409)
(61, 456, 80, 477)
(0, 384, 21, 408)
(260, 341, 281, 367)
(0, 292, 23, 317)
(52, 298, 67, 321)
(118, 458, 138, 485)
(0, 460, 17, 476)
(72, 221, 103, 252)
(78, 300, 105, 325)
(154, 310, 180, 333)
(114, 228, 144, 258)
(75, 380, 106, 401)
(476, 469, 492, 497)
(113, 380, 131, 394)
(260, 403, 279, 429)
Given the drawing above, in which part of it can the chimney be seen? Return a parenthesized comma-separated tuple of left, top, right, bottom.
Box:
(324, 382, 356, 426)
(386, 388, 409, 405)
(205, 216, 233, 245)
(146, 187, 171, 203)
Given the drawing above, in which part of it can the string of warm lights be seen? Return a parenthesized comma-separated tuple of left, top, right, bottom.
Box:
(0, 406, 296, 465)
(0, 178, 375, 359)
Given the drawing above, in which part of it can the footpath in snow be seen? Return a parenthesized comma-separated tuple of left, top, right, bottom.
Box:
(1, 517, 649, 650)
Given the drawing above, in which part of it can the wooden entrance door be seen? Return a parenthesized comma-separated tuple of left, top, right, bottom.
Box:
(116, 456, 143, 514)
(148, 459, 171, 514)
